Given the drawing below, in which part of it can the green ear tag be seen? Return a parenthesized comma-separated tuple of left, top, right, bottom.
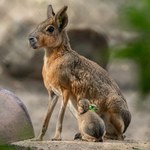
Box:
(89, 105, 96, 112)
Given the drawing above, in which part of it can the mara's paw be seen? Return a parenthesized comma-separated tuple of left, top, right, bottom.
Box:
(51, 135, 62, 141)
(51, 138, 62, 141)
(74, 132, 82, 140)
(31, 137, 43, 141)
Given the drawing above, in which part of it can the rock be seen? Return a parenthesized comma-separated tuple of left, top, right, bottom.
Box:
(68, 28, 109, 69)
(0, 20, 36, 77)
(10, 140, 150, 150)
(0, 89, 34, 145)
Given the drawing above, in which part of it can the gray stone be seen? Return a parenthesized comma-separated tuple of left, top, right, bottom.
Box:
(68, 28, 109, 69)
(0, 20, 36, 78)
(0, 89, 34, 145)
(12, 140, 150, 150)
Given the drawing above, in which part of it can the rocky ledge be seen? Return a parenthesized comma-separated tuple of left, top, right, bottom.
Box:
(8, 140, 150, 150)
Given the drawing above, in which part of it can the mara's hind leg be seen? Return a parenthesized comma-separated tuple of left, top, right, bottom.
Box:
(104, 110, 131, 140)
(109, 109, 131, 140)
(109, 112, 126, 140)
(74, 133, 82, 140)
(121, 110, 131, 133)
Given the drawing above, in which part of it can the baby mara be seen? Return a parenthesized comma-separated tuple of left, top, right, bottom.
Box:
(76, 99, 105, 142)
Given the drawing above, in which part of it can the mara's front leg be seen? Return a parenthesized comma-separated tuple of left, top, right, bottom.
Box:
(52, 89, 70, 141)
(35, 91, 59, 141)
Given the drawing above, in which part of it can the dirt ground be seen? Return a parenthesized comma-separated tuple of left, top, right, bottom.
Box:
(0, 60, 150, 142)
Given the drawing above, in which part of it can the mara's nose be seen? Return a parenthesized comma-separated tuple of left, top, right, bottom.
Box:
(28, 36, 37, 48)
(29, 37, 36, 44)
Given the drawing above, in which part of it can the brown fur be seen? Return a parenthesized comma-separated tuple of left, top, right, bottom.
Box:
(29, 5, 131, 141)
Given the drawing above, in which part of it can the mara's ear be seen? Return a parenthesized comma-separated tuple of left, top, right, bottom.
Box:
(55, 6, 68, 31)
(47, 5, 55, 18)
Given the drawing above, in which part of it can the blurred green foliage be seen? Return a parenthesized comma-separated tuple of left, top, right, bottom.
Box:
(112, 0, 150, 96)
(0, 145, 17, 150)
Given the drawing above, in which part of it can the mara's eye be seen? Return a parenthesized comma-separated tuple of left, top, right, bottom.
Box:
(46, 26, 54, 33)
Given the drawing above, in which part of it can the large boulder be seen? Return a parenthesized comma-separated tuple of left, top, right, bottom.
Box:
(0, 89, 34, 144)
(68, 28, 109, 69)
(0, 19, 44, 79)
